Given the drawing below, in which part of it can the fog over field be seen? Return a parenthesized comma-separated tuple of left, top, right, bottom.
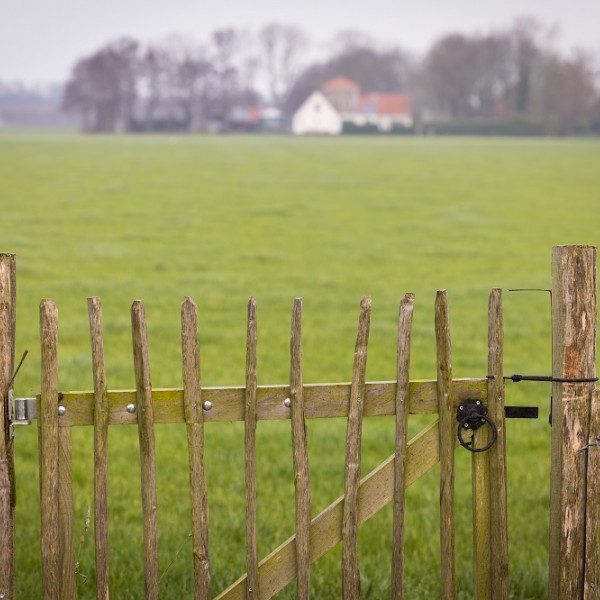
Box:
(2, 0, 599, 84)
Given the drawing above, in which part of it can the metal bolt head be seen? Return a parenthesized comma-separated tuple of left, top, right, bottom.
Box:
(126, 403, 136, 414)
(476, 400, 481, 405)
(464, 422, 469, 428)
(203, 401, 213, 411)
(459, 405, 464, 411)
(284, 398, 292, 408)
(58, 405, 66, 416)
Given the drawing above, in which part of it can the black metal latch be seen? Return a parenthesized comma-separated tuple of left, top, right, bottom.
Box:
(456, 399, 498, 453)
(456, 399, 540, 452)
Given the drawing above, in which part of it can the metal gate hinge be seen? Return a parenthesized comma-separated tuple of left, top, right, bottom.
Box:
(10, 392, 37, 426)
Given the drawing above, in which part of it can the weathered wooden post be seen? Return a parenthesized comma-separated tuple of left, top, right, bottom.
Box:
(0, 253, 16, 599)
(549, 245, 597, 598)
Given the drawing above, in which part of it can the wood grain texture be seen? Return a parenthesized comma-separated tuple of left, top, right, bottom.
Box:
(435, 290, 455, 600)
(0, 460, 12, 599)
(549, 245, 597, 599)
(58, 426, 77, 599)
(584, 388, 600, 600)
(39, 299, 60, 600)
(391, 293, 414, 600)
(244, 298, 259, 600)
(216, 421, 472, 600)
(181, 297, 211, 600)
(88, 297, 110, 600)
(290, 298, 311, 600)
(342, 296, 371, 599)
(55, 379, 488, 427)
(0, 254, 15, 460)
(131, 301, 159, 600)
(487, 288, 508, 599)
(471, 423, 490, 600)
(0, 253, 15, 599)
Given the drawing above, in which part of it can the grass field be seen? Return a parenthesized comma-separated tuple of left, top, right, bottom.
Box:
(1, 132, 599, 598)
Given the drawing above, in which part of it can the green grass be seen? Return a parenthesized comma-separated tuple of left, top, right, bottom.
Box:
(1, 132, 599, 598)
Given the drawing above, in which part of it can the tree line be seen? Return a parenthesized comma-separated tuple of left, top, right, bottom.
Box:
(62, 18, 600, 135)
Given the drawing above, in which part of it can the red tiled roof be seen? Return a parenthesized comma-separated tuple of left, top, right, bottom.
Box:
(321, 76, 360, 91)
(359, 93, 411, 115)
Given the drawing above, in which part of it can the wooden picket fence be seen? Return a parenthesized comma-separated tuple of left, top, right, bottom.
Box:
(0, 245, 599, 599)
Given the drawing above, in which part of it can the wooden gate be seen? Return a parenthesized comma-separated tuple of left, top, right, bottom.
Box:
(0, 245, 597, 599)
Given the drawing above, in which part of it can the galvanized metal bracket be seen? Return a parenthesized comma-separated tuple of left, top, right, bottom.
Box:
(9, 391, 36, 429)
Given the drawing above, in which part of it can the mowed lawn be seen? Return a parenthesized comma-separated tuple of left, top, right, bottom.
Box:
(1, 133, 599, 598)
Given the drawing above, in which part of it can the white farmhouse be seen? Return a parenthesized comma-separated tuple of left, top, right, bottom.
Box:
(292, 76, 412, 135)
(291, 91, 343, 135)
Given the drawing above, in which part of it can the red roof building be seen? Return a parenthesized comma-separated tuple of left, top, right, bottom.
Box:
(321, 76, 361, 92)
(359, 93, 411, 116)
(306, 77, 412, 133)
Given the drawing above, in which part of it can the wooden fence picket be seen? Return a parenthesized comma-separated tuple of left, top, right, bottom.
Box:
(391, 292, 414, 599)
(342, 296, 371, 599)
(0, 253, 16, 600)
(88, 297, 110, 600)
(290, 298, 311, 600)
(435, 290, 455, 600)
(39, 299, 60, 600)
(471, 415, 491, 600)
(131, 300, 159, 600)
(244, 297, 260, 600)
(487, 288, 508, 598)
(181, 296, 211, 600)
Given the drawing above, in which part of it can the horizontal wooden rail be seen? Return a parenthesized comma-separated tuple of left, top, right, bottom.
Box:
(48, 378, 487, 427)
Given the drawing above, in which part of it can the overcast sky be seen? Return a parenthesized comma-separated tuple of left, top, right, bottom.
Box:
(2, 0, 599, 85)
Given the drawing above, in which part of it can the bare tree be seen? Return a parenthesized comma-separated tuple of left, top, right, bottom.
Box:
(470, 34, 513, 117)
(162, 35, 212, 131)
(327, 29, 378, 55)
(538, 50, 598, 134)
(138, 44, 171, 129)
(421, 34, 480, 119)
(63, 37, 138, 132)
(508, 17, 552, 116)
(258, 23, 308, 107)
(209, 28, 241, 127)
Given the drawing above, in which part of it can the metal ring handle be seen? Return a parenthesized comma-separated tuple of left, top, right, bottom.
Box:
(457, 414, 498, 453)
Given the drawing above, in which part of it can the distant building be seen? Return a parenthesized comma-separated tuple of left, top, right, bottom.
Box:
(292, 77, 412, 135)
(291, 91, 343, 135)
(230, 106, 286, 133)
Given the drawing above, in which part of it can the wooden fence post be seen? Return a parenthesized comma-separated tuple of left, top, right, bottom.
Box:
(0, 254, 16, 599)
(436, 290, 456, 599)
(548, 245, 597, 598)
